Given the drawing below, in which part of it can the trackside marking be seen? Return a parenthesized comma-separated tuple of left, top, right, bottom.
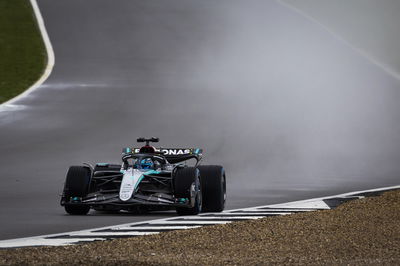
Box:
(0, 0, 55, 111)
(148, 221, 230, 225)
(225, 184, 400, 213)
(0, 238, 104, 248)
(177, 216, 266, 220)
(98, 226, 202, 231)
(268, 200, 331, 209)
(201, 212, 291, 216)
(46, 232, 157, 237)
(0, 185, 399, 248)
(230, 209, 315, 213)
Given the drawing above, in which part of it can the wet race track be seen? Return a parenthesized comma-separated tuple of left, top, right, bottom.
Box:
(0, 0, 399, 240)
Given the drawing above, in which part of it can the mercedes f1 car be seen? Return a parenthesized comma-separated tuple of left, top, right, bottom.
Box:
(60, 138, 226, 215)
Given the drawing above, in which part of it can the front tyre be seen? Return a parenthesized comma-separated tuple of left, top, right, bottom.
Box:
(174, 167, 202, 215)
(65, 205, 90, 215)
(62, 166, 91, 215)
(198, 165, 226, 212)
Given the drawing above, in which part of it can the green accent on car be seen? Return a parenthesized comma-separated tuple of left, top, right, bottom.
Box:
(145, 170, 161, 175)
(134, 175, 145, 191)
(178, 198, 189, 203)
(71, 197, 81, 202)
(134, 170, 161, 191)
(123, 147, 131, 153)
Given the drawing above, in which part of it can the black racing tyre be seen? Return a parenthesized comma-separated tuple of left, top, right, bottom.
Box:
(198, 165, 226, 212)
(63, 166, 91, 215)
(174, 167, 202, 215)
(65, 205, 90, 215)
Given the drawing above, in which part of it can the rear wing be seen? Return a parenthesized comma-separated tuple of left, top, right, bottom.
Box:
(122, 147, 203, 156)
(122, 147, 203, 164)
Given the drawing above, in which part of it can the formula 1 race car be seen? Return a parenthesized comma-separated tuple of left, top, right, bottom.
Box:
(60, 138, 226, 215)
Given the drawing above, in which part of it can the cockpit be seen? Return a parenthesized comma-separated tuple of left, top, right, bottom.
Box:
(122, 154, 167, 171)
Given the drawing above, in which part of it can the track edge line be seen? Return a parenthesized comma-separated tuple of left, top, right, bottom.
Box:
(0, 0, 55, 108)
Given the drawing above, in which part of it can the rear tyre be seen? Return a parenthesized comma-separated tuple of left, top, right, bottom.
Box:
(198, 165, 226, 212)
(63, 166, 91, 215)
(174, 167, 202, 215)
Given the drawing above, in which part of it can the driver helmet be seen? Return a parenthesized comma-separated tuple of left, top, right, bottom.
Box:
(140, 158, 154, 169)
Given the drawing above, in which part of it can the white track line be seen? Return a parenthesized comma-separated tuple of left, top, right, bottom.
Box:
(179, 216, 265, 220)
(226, 184, 400, 213)
(0, 238, 104, 248)
(269, 200, 331, 209)
(229, 209, 315, 212)
(202, 212, 291, 216)
(0, 0, 55, 110)
(103, 226, 201, 231)
(148, 220, 230, 225)
(0, 185, 398, 248)
(63, 231, 157, 237)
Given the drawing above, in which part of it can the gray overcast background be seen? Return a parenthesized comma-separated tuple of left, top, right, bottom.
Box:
(0, 0, 399, 239)
(283, 0, 400, 78)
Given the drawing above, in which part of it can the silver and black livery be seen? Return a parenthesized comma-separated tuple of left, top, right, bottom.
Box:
(60, 138, 226, 215)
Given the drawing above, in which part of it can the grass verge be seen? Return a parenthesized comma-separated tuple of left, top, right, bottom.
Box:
(0, 0, 46, 104)
(1, 190, 399, 265)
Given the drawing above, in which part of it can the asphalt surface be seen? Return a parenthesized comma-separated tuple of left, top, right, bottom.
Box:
(0, 0, 399, 240)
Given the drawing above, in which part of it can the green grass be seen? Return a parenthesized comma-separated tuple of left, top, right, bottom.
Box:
(0, 0, 47, 104)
